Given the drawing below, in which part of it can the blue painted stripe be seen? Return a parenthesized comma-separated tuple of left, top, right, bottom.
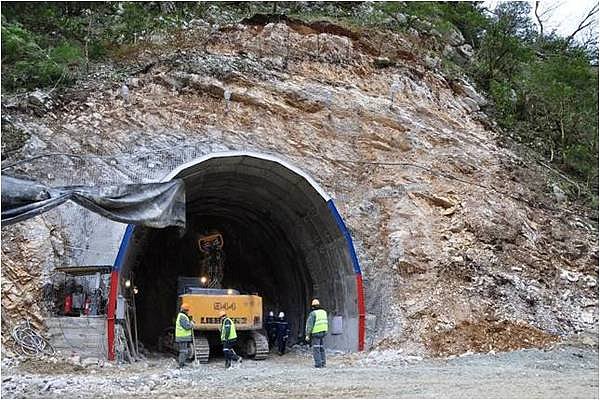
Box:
(327, 200, 362, 275)
(113, 224, 134, 272)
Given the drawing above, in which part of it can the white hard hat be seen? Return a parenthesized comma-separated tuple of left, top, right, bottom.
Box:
(269, 311, 274, 317)
(278, 312, 285, 318)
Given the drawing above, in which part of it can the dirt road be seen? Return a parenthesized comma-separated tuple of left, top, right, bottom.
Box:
(2, 344, 598, 398)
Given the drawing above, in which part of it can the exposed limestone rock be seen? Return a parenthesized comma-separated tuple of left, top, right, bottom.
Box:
(457, 43, 474, 59)
(445, 28, 465, 46)
(1, 17, 597, 357)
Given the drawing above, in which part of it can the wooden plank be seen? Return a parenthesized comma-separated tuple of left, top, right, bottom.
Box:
(47, 329, 105, 335)
(54, 265, 112, 275)
(46, 321, 105, 330)
(50, 337, 105, 346)
(124, 304, 138, 360)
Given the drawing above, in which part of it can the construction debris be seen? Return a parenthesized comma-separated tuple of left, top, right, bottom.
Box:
(10, 320, 55, 358)
(427, 320, 559, 357)
(1, 344, 598, 398)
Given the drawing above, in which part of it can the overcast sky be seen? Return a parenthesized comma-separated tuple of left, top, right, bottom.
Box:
(483, 0, 599, 42)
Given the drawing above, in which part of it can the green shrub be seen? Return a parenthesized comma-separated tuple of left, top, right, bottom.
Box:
(1, 21, 42, 63)
(1, 20, 82, 90)
(488, 79, 516, 128)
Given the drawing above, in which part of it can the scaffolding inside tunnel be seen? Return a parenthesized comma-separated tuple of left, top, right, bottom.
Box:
(101, 151, 364, 358)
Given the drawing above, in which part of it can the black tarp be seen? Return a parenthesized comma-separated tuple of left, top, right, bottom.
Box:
(1, 175, 186, 228)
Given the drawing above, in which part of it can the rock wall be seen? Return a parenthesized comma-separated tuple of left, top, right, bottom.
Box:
(2, 18, 597, 355)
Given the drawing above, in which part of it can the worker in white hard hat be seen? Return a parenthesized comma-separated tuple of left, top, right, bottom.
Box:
(265, 310, 277, 347)
(305, 298, 328, 368)
(275, 311, 290, 355)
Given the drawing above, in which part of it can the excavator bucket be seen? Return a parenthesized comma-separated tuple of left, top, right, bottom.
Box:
(198, 232, 224, 253)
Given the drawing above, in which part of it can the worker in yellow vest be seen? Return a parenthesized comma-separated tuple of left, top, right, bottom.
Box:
(305, 298, 328, 368)
(175, 303, 194, 368)
(219, 310, 242, 369)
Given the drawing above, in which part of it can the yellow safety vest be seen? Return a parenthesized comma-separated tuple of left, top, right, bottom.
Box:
(220, 317, 237, 341)
(311, 309, 328, 334)
(175, 312, 192, 339)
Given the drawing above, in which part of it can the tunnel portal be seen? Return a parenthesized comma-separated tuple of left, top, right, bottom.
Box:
(119, 152, 363, 352)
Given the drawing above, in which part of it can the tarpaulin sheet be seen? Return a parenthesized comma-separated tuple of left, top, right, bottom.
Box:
(1, 175, 186, 228)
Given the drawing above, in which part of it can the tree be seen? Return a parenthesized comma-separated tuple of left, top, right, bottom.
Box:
(565, 3, 599, 47)
(523, 49, 598, 184)
(473, 3, 534, 91)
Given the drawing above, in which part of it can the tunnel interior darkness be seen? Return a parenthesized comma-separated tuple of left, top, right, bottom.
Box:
(119, 154, 360, 351)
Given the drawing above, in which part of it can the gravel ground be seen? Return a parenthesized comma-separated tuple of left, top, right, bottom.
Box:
(1, 343, 598, 398)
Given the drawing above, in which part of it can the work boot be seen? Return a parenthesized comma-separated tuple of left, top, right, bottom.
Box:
(235, 357, 243, 368)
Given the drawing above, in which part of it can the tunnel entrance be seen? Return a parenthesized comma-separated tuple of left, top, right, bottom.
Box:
(117, 152, 363, 353)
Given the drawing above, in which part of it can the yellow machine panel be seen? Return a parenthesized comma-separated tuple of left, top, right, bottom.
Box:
(180, 294, 262, 331)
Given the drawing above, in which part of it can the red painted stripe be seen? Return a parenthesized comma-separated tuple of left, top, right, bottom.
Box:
(356, 274, 366, 351)
(106, 271, 119, 361)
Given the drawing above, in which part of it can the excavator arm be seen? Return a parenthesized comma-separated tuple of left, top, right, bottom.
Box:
(198, 231, 225, 288)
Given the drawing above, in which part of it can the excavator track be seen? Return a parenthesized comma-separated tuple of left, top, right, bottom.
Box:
(250, 331, 269, 360)
(193, 333, 210, 364)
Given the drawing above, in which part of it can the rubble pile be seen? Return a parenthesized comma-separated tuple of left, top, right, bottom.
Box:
(427, 320, 559, 356)
(356, 349, 423, 367)
(1, 15, 598, 358)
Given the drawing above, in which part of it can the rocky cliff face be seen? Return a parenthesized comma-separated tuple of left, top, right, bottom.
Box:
(2, 17, 597, 355)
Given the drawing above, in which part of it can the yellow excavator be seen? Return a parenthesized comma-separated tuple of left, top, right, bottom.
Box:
(176, 231, 269, 363)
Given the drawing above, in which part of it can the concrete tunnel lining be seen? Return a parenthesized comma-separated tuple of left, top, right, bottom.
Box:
(110, 152, 365, 357)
